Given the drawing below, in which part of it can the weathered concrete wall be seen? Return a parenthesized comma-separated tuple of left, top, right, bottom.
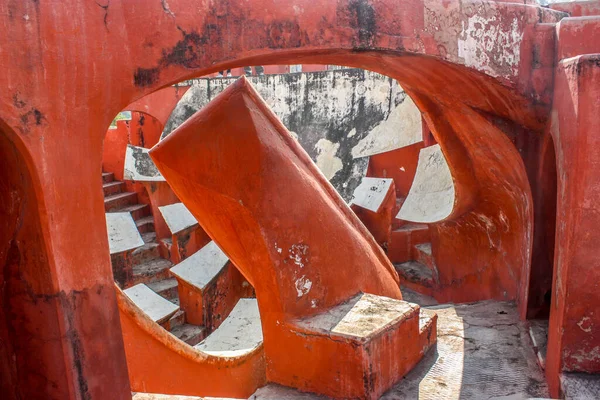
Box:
(164, 69, 422, 201)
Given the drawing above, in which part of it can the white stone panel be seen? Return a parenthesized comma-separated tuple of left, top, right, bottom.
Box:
(397, 144, 455, 223)
(350, 177, 394, 213)
(158, 202, 198, 235)
(105, 212, 144, 254)
(169, 241, 229, 290)
(124, 283, 179, 324)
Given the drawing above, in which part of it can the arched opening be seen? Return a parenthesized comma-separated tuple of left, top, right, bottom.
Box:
(0, 122, 71, 399)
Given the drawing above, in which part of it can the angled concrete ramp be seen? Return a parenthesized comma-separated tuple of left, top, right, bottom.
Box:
(159, 202, 198, 235)
(105, 212, 144, 254)
(397, 144, 455, 223)
(124, 144, 165, 181)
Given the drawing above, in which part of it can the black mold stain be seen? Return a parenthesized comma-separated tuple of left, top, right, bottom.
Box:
(19, 108, 47, 134)
(12, 93, 26, 109)
(136, 114, 146, 147)
(134, 67, 161, 87)
(339, 0, 377, 50)
(162, 69, 396, 200)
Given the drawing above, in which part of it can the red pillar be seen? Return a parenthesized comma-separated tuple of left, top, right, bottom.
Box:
(546, 54, 600, 396)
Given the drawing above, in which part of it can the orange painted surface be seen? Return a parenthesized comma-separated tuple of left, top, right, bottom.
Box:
(141, 181, 180, 240)
(150, 79, 424, 397)
(367, 142, 424, 198)
(0, 0, 596, 397)
(125, 85, 191, 128)
(103, 120, 130, 181)
(169, 226, 212, 264)
(116, 285, 266, 398)
(545, 55, 600, 397)
(129, 112, 164, 149)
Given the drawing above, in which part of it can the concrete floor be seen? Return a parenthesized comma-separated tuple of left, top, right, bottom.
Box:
(252, 300, 550, 400)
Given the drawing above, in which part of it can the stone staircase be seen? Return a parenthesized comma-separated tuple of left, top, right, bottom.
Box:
(103, 171, 204, 345)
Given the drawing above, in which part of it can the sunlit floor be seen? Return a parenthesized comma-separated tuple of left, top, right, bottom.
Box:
(252, 296, 549, 400)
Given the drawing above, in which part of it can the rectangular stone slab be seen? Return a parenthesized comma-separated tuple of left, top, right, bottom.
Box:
(350, 177, 394, 213)
(158, 202, 198, 235)
(169, 241, 229, 290)
(105, 212, 144, 254)
(123, 283, 179, 324)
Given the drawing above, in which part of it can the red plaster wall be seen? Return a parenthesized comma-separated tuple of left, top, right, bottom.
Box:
(367, 142, 424, 198)
(546, 54, 600, 397)
(551, 1, 600, 17)
(102, 120, 130, 181)
(129, 112, 164, 149)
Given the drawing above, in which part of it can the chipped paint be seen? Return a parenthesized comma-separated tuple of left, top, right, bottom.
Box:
(295, 276, 313, 297)
(289, 243, 309, 269)
(458, 14, 524, 78)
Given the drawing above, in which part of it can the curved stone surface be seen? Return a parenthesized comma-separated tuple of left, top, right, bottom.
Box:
(116, 285, 266, 398)
(397, 144, 455, 223)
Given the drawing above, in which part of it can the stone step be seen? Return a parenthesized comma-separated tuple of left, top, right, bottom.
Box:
(146, 277, 179, 301)
(171, 323, 207, 347)
(142, 232, 157, 244)
(414, 242, 437, 274)
(135, 216, 155, 234)
(388, 223, 430, 264)
(161, 309, 185, 331)
(107, 203, 151, 221)
(104, 191, 138, 212)
(169, 241, 246, 329)
(102, 171, 114, 184)
(289, 293, 436, 399)
(130, 242, 161, 265)
(394, 261, 436, 296)
(123, 283, 179, 325)
(132, 257, 172, 285)
(102, 180, 125, 197)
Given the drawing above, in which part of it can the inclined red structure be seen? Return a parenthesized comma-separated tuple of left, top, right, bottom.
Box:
(0, 1, 599, 399)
